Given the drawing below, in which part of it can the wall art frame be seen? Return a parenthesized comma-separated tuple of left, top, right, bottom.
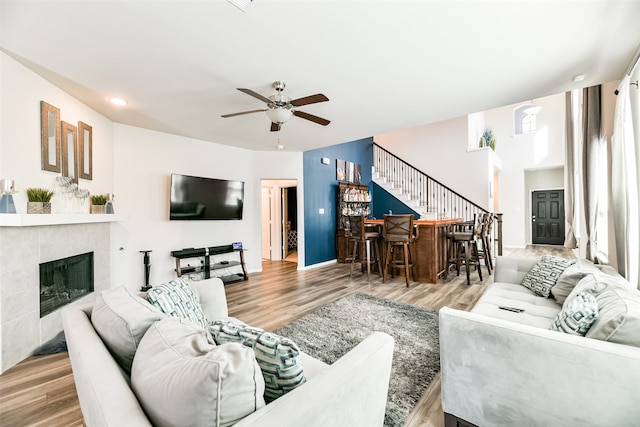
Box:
(40, 101, 61, 173)
(78, 121, 93, 180)
(61, 121, 78, 184)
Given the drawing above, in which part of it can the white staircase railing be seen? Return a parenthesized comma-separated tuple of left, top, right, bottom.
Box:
(372, 143, 503, 255)
(373, 144, 487, 222)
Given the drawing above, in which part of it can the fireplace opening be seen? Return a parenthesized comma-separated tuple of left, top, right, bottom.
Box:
(40, 252, 94, 317)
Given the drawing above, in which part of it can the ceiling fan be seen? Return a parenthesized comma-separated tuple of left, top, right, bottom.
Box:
(221, 81, 330, 132)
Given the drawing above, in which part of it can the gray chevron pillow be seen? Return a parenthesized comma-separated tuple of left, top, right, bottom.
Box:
(146, 278, 208, 328)
(209, 320, 306, 402)
(522, 255, 577, 298)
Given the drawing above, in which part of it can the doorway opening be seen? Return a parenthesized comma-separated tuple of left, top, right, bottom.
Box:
(261, 179, 298, 264)
(531, 189, 565, 245)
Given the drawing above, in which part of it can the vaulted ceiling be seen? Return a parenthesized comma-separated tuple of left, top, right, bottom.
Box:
(2, 1, 639, 151)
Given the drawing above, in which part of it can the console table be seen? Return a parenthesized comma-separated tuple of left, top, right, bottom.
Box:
(171, 244, 248, 284)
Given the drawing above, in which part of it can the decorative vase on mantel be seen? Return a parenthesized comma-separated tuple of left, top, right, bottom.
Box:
(27, 201, 52, 214)
(90, 205, 107, 214)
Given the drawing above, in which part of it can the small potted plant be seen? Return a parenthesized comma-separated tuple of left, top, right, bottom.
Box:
(90, 194, 109, 214)
(25, 187, 55, 214)
(479, 128, 496, 150)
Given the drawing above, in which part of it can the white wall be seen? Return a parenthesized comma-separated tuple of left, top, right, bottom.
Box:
(0, 52, 115, 210)
(485, 93, 566, 247)
(1, 51, 305, 293)
(375, 116, 493, 211)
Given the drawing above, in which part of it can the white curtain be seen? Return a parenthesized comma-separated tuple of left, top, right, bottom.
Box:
(564, 91, 578, 248)
(581, 86, 602, 262)
(611, 75, 639, 288)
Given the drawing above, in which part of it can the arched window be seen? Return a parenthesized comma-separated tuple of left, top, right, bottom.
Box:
(514, 105, 538, 135)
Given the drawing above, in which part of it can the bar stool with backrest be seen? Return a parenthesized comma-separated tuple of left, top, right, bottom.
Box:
(382, 214, 417, 288)
(449, 217, 483, 286)
(348, 215, 383, 281)
(475, 212, 493, 275)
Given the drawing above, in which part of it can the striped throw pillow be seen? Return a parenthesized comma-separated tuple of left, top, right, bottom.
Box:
(146, 278, 208, 328)
(209, 320, 306, 402)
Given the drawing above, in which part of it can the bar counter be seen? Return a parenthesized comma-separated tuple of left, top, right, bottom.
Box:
(364, 217, 463, 284)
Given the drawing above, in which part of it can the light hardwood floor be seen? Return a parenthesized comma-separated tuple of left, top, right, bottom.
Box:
(0, 246, 574, 427)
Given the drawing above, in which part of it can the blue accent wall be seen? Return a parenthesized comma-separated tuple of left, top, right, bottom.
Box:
(303, 137, 373, 266)
(371, 182, 420, 220)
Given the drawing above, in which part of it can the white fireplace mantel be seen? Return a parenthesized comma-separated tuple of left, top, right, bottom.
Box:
(0, 213, 126, 227)
(1, 216, 122, 372)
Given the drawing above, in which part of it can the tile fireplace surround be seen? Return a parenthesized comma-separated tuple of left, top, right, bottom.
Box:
(0, 214, 124, 372)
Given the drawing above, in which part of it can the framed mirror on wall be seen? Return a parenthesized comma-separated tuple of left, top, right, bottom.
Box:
(61, 121, 78, 184)
(78, 121, 92, 180)
(40, 101, 61, 173)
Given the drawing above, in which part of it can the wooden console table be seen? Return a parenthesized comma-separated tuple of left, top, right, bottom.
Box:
(365, 218, 462, 284)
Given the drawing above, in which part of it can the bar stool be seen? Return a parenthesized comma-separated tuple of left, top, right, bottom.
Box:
(478, 212, 494, 273)
(448, 219, 483, 286)
(348, 215, 383, 281)
(382, 214, 417, 288)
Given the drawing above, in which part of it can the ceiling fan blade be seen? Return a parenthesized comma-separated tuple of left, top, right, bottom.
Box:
(221, 109, 265, 118)
(237, 88, 272, 104)
(290, 93, 329, 107)
(293, 110, 331, 126)
(270, 122, 281, 132)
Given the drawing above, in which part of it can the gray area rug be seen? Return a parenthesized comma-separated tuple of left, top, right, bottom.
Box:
(32, 330, 67, 355)
(273, 293, 440, 427)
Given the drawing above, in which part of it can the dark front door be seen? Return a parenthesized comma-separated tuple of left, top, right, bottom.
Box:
(532, 190, 565, 245)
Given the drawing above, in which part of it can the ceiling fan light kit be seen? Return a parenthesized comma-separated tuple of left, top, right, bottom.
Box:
(222, 81, 330, 131)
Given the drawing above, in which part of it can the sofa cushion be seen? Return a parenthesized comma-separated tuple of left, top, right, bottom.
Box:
(146, 278, 208, 328)
(585, 287, 640, 346)
(209, 320, 306, 402)
(565, 272, 631, 304)
(471, 282, 561, 328)
(549, 292, 599, 336)
(521, 255, 577, 298)
(131, 317, 265, 427)
(91, 286, 165, 373)
(550, 259, 602, 304)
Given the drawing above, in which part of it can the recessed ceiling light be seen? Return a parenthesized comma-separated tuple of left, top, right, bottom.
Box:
(572, 74, 585, 83)
(109, 97, 127, 106)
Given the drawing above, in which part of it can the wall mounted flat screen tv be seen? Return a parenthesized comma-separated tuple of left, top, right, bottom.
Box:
(170, 173, 244, 220)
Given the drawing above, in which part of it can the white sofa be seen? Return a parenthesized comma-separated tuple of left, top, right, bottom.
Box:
(62, 278, 395, 427)
(439, 256, 640, 427)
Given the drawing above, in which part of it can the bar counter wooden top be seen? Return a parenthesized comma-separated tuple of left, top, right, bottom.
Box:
(365, 217, 464, 284)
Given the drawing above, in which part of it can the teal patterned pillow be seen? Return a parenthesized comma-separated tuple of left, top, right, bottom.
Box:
(550, 292, 599, 336)
(521, 255, 578, 297)
(209, 320, 306, 402)
(146, 278, 208, 328)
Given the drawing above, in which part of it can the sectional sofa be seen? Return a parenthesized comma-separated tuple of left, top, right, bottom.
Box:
(62, 277, 395, 427)
(440, 255, 640, 427)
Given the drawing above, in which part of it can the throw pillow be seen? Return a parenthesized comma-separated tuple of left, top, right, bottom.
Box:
(521, 255, 578, 298)
(550, 259, 601, 304)
(146, 278, 208, 328)
(564, 272, 631, 305)
(132, 317, 265, 427)
(549, 292, 599, 336)
(90, 286, 165, 373)
(585, 286, 640, 346)
(209, 320, 306, 402)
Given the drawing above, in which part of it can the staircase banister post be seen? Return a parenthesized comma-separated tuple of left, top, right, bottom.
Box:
(495, 213, 503, 256)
